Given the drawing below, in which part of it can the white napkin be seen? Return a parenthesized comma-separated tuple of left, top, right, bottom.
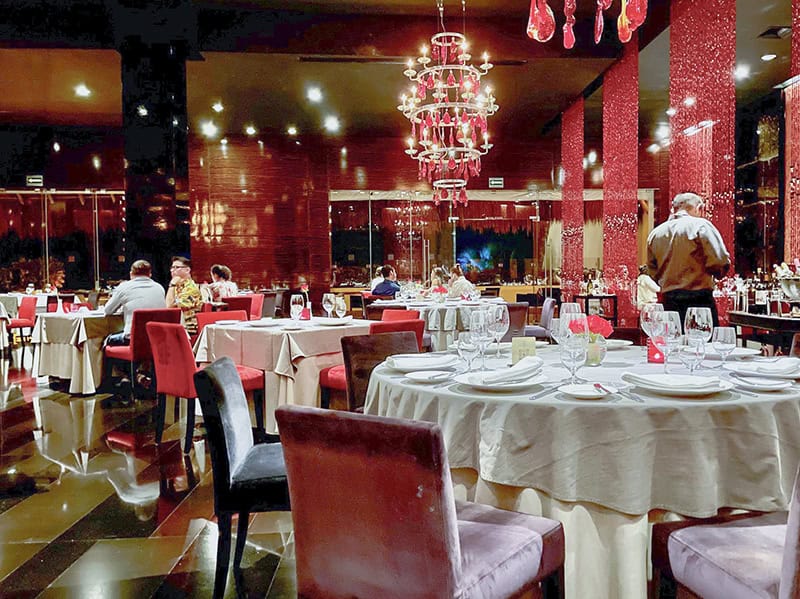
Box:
(752, 358, 800, 376)
(621, 372, 721, 391)
(474, 356, 543, 385)
(386, 354, 458, 371)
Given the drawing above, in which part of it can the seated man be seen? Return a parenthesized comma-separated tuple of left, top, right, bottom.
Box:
(166, 256, 203, 336)
(372, 265, 401, 298)
(104, 259, 166, 346)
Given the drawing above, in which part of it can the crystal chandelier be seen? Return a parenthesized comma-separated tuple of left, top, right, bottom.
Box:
(399, 0, 498, 206)
(527, 0, 648, 49)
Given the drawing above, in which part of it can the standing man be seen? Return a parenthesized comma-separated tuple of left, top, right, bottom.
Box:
(647, 192, 731, 326)
(166, 256, 203, 336)
(104, 259, 166, 345)
(372, 265, 401, 297)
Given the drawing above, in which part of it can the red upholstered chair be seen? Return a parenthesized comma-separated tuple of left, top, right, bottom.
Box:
(276, 405, 566, 599)
(503, 302, 529, 341)
(381, 309, 420, 321)
(370, 319, 425, 351)
(200, 302, 214, 313)
(146, 322, 266, 453)
(248, 293, 264, 320)
(222, 295, 252, 315)
(103, 308, 181, 397)
(7, 296, 38, 364)
(196, 310, 248, 338)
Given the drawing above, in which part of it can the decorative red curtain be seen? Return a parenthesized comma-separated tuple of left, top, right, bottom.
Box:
(786, 0, 800, 261)
(669, 0, 736, 256)
(561, 99, 584, 300)
(603, 40, 638, 327)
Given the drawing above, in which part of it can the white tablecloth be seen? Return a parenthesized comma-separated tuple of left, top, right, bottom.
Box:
(32, 312, 123, 394)
(364, 346, 800, 599)
(194, 318, 372, 431)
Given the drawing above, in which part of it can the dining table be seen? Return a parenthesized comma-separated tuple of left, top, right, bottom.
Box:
(194, 317, 372, 432)
(363, 344, 800, 599)
(31, 311, 123, 394)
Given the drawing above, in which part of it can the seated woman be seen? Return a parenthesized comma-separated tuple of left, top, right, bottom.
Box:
(206, 264, 238, 302)
(428, 267, 448, 294)
(447, 264, 476, 299)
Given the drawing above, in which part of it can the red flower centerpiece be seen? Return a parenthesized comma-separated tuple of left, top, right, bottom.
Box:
(568, 314, 614, 365)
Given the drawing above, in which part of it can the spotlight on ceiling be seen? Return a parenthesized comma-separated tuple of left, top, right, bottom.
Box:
(287, 125, 298, 136)
(324, 115, 341, 133)
(734, 64, 751, 80)
(665, 107, 677, 117)
(245, 124, 257, 136)
(212, 101, 224, 113)
(307, 87, 323, 103)
(761, 53, 777, 62)
(52, 142, 61, 152)
(201, 121, 219, 138)
(74, 83, 92, 98)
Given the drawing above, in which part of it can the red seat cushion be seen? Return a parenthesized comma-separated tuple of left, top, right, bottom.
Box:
(8, 318, 34, 329)
(319, 365, 347, 390)
(104, 344, 133, 361)
(236, 365, 265, 392)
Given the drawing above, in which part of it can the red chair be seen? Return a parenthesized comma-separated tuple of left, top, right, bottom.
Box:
(200, 302, 214, 313)
(370, 319, 425, 351)
(103, 308, 181, 397)
(196, 310, 248, 338)
(7, 296, 38, 365)
(222, 296, 252, 315)
(248, 294, 264, 320)
(381, 309, 420, 321)
(147, 322, 266, 453)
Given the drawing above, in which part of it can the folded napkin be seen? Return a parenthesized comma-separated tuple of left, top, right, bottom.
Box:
(386, 354, 458, 371)
(473, 356, 543, 385)
(621, 372, 721, 391)
(751, 358, 800, 376)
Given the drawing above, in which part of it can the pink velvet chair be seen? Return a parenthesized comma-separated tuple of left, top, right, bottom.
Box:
(652, 464, 800, 599)
(276, 405, 565, 599)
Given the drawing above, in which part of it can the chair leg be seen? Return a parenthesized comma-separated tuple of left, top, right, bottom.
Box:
(184, 397, 195, 454)
(320, 385, 330, 410)
(214, 513, 232, 599)
(542, 565, 565, 599)
(253, 389, 265, 433)
(155, 393, 167, 444)
(233, 511, 250, 569)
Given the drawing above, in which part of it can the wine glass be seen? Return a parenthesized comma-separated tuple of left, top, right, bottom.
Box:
(322, 293, 335, 318)
(488, 304, 510, 351)
(560, 336, 587, 385)
(678, 336, 706, 373)
(549, 317, 562, 345)
(559, 312, 589, 342)
(290, 294, 305, 321)
(640, 303, 664, 340)
(560, 302, 581, 316)
(469, 310, 493, 371)
(684, 307, 713, 342)
(711, 326, 737, 364)
(651, 311, 682, 374)
(456, 335, 479, 372)
(334, 296, 347, 318)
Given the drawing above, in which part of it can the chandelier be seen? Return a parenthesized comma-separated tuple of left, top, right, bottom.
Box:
(527, 0, 648, 48)
(398, 1, 498, 206)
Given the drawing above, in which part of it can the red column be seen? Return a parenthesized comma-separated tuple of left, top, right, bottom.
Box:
(561, 100, 584, 301)
(603, 40, 638, 327)
(785, 0, 800, 261)
(668, 0, 736, 259)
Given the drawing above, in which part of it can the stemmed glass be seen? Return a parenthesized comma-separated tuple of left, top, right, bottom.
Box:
(469, 310, 494, 371)
(322, 293, 335, 318)
(684, 307, 713, 343)
(711, 326, 737, 365)
(456, 335, 479, 372)
(487, 304, 510, 351)
(334, 296, 347, 318)
(678, 336, 706, 373)
(549, 317, 562, 345)
(560, 337, 587, 384)
(559, 312, 589, 342)
(290, 294, 305, 321)
(651, 311, 683, 373)
(640, 303, 664, 342)
(560, 302, 581, 316)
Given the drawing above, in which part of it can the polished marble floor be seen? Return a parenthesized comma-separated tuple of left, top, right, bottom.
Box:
(0, 349, 296, 599)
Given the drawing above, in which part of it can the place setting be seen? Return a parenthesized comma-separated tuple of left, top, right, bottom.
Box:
(452, 356, 548, 393)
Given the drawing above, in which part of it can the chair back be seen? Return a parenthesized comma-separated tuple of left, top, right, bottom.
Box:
(369, 319, 425, 351)
(129, 308, 182, 363)
(540, 297, 557, 330)
(146, 321, 198, 398)
(248, 293, 264, 320)
(342, 331, 419, 412)
(503, 302, 529, 341)
(87, 291, 99, 310)
(222, 295, 252, 314)
(381, 309, 420, 322)
(261, 291, 277, 318)
(274, 288, 289, 317)
(480, 286, 500, 297)
(791, 333, 800, 358)
(193, 357, 260, 515)
(196, 310, 248, 337)
(200, 302, 213, 313)
(17, 296, 38, 321)
(781, 464, 800, 598)
(275, 405, 461, 598)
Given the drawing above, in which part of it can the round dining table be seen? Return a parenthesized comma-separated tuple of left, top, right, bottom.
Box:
(363, 345, 800, 599)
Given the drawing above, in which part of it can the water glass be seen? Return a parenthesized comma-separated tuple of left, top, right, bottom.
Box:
(322, 293, 335, 318)
(488, 304, 510, 348)
(711, 326, 737, 364)
(651, 311, 682, 373)
(290, 294, 305, 321)
(560, 302, 581, 316)
(560, 336, 587, 384)
(469, 310, 493, 371)
(684, 307, 713, 342)
(549, 318, 562, 344)
(678, 336, 706, 373)
(334, 296, 347, 318)
(640, 303, 664, 339)
(456, 336, 479, 372)
(559, 312, 589, 341)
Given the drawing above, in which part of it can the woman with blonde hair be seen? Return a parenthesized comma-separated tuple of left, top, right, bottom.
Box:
(429, 266, 448, 294)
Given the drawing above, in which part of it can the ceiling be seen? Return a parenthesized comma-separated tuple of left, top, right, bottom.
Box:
(0, 0, 793, 146)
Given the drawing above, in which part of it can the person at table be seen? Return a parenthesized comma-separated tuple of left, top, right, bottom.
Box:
(372, 265, 401, 298)
(428, 266, 448, 294)
(369, 266, 384, 292)
(636, 264, 660, 310)
(104, 259, 166, 346)
(206, 264, 238, 302)
(166, 256, 203, 336)
(448, 264, 475, 299)
(647, 192, 731, 326)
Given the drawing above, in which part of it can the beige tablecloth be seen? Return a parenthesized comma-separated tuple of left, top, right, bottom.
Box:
(194, 318, 371, 431)
(364, 346, 800, 599)
(32, 312, 123, 394)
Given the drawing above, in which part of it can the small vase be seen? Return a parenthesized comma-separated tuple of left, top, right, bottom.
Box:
(585, 336, 607, 366)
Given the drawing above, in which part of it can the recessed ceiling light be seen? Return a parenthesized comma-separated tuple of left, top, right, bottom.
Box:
(287, 125, 298, 136)
(220, 138, 228, 145)
(734, 64, 750, 80)
(212, 101, 224, 113)
(324, 115, 341, 133)
(92, 156, 101, 170)
(587, 150, 597, 165)
(665, 107, 677, 117)
(683, 96, 696, 107)
(761, 53, 777, 62)
(52, 142, 60, 152)
(201, 121, 219, 138)
(136, 104, 148, 117)
(74, 83, 92, 98)
(341, 147, 347, 155)
(244, 124, 257, 136)
(647, 143, 660, 154)
(307, 87, 323, 103)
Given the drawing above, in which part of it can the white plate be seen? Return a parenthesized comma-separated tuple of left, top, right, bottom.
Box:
(405, 370, 454, 383)
(605, 339, 634, 350)
(214, 319, 243, 326)
(723, 362, 800, 380)
(729, 376, 792, 392)
(313, 316, 353, 326)
(247, 319, 281, 327)
(628, 378, 734, 397)
(704, 347, 761, 360)
(558, 383, 618, 399)
(454, 371, 548, 392)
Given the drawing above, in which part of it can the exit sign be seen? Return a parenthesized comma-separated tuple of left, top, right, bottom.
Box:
(488, 177, 504, 189)
(26, 174, 43, 187)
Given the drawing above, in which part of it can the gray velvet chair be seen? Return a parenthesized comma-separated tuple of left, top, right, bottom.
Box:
(193, 357, 290, 599)
(652, 463, 800, 599)
(525, 297, 557, 339)
(276, 405, 565, 599)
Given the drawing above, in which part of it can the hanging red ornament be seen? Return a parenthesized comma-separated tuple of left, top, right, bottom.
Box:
(441, 189, 449, 200)
(447, 71, 456, 86)
(618, 0, 633, 43)
(563, 0, 576, 49)
(447, 156, 457, 170)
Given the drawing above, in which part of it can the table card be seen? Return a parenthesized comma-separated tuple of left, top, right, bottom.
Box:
(511, 337, 538, 364)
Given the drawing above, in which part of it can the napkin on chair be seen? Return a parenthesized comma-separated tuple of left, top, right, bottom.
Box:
(621, 373, 721, 391)
(475, 356, 543, 385)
